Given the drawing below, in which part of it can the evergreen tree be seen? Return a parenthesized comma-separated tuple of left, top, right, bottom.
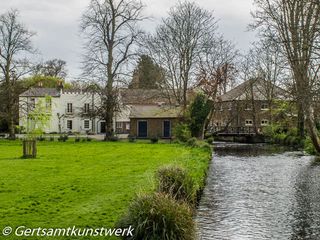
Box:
(129, 55, 165, 89)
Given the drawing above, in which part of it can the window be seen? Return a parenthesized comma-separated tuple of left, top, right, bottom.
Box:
(67, 103, 73, 113)
(46, 98, 52, 110)
(67, 120, 73, 130)
(30, 98, 36, 109)
(261, 119, 269, 126)
(126, 123, 130, 130)
(84, 120, 90, 129)
(245, 119, 253, 126)
(84, 103, 90, 113)
(116, 122, 123, 128)
(261, 103, 269, 110)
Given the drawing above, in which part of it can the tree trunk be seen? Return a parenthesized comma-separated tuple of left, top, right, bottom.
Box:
(22, 140, 37, 158)
(305, 106, 320, 153)
(297, 103, 305, 139)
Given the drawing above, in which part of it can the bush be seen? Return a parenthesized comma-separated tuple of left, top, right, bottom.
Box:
(117, 193, 195, 240)
(155, 166, 196, 206)
(49, 136, 54, 142)
(150, 136, 159, 144)
(304, 137, 317, 155)
(109, 136, 119, 142)
(128, 135, 136, 142)
(37, 136, 45, 141)
(75, 137, 81, 142)
(86, 137, 92, 142)
(174, 123, 191, 142)
(58, 135, 68, 142)
(205, 137, 214, 144)
(186, 137, 198, 147)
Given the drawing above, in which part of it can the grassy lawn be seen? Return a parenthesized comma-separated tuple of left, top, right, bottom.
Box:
(0, 140, 211, 239)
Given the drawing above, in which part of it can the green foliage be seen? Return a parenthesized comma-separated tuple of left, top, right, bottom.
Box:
(150, 136, 159, 144)
(117, 192, 195, 240)
(304, 137, 317, 155)
(186, 137, 198, 147)
(22, 75, 72, 89)
(22, 96, 52, 140)
(174, 123, 191, 142)
(128, 135, 136, 142)
(155, 165, 196, 206)
(189, 93, 211, 138)
(58, 135, 68, 142)
(129, 55, 165, 89)
(206, 137, 214, 144)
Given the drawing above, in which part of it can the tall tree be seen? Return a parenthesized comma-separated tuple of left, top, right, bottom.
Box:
(252, 0, 320, 152)
(129, 55, 165, 89)
(33, 59, 68, 79)
(0, 9, 35, 139)
(148, 1, 217, 108)
(197, 37, 238, 137)
(81, 0, 144, 139)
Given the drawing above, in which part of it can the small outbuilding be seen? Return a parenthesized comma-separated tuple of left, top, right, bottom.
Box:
(129, 105, 182, 139)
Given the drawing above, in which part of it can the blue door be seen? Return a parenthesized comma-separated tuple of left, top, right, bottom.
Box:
(163, 120, 171, 138)
(138, 121, 148, 138)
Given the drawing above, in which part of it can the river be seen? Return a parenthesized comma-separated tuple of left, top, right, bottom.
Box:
(196, 142, 320, 240)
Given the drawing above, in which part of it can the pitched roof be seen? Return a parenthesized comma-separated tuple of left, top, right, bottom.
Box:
(120, 89, 172, 105)
(20, 88, 60, 97)
(218, 79, 288, 102)
(129, 105, 182, 118)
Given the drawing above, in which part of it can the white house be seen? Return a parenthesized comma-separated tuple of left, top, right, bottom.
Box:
(19, 87, 122, 134)
(19, 87, 171, 135)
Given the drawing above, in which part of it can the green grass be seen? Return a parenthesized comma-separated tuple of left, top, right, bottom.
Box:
(0, 140, 211, 239)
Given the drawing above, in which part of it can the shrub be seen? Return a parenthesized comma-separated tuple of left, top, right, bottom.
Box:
(155, 166, 196, 206)
(58, 135, 68, 142)
(128, 135, 136, 142)
(75, 137, 81, 142)
(205, 137, 214, 145)
(174, 123, 191, 142)
(109, 136, 119, 142)
(150, 136, 159, 144)
(186, 137, 198, 147)
(117, 193, 195, 240)
(37, 136, 45, 141)
(304, 137, 317, 155)
(49, 136, 54, 142)
(86, 137, 92, 142)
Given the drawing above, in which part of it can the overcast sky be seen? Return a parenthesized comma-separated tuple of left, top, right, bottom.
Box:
(1, 0, 256, 81)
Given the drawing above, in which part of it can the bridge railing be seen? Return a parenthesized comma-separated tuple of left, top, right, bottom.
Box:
(210, 126, 257, 135)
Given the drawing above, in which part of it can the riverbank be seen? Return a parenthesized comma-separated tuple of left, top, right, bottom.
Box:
(0, 140, 211, 240)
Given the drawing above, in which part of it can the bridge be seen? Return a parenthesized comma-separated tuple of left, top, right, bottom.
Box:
(210, 127, 261, 136)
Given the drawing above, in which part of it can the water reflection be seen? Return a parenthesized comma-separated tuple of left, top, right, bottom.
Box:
(196, 143, 320, 240)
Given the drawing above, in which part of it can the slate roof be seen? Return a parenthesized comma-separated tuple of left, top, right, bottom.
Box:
(129, 105, 183, 119)
(20, 88, 60, 97)
(120, 89, 173, 105)
(218, 79, 288, 102)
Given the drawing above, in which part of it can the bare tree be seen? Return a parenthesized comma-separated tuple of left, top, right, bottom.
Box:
(147, 1, 217, 108)
(33, 59, 68, 79)
(80, 0, 145, 139)
(0, 9, 35, 139)
(196, 37, 238, 137)
(252, 0, 320, 152)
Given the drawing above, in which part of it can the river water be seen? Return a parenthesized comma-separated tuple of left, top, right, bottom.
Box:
(196, 142, 320, 240)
